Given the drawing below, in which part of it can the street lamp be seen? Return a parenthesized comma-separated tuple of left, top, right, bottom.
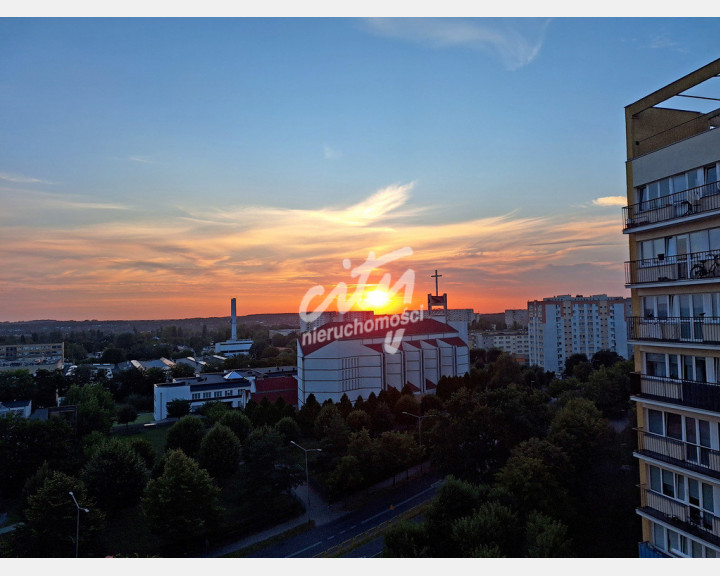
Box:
(401, 412, 434, 447)
(290, 440, 322, 521)
(69, 491, 89, 558)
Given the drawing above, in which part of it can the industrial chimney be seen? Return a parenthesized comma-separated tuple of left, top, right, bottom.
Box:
(231, 298, 237, 341)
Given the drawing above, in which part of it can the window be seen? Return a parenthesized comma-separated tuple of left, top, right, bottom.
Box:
(648, 409, 663, 435)
(202, 392, 211, 399)
(214, 391, 222, 398)
(666, 413, 682, 440)
(191, 393, 200, 400)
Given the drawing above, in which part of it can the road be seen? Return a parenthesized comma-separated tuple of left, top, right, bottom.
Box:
(247, 472, 441, 558)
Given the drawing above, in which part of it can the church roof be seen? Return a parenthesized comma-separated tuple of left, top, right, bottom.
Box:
(299, 317, 461, 355)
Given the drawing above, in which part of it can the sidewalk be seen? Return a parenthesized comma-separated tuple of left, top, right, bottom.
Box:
(208, 461, 430, 557)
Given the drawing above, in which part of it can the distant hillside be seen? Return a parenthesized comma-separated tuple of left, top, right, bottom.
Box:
(0, 313, 301, 337)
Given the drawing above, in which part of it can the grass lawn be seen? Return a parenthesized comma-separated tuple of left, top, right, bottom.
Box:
(112, 411, 155, 428)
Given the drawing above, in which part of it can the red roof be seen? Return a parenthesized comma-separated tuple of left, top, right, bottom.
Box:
(425, 379, 436, 390)
(253, 376, 298, 406)
(441, 337, 467, 347)
(299, 317, 459, 355)
(405, 381, 421, 392)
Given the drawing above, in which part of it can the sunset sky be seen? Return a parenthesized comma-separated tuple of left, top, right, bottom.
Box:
(2, 15, 720, 321)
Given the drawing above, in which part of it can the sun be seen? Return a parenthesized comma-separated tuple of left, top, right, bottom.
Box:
(362, 288, 391, 311)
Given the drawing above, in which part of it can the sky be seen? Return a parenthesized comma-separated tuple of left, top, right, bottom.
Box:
(1, 15, 720, 322)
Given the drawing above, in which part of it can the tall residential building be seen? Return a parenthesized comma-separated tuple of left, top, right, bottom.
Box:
(527, 294, 629, 374)
(471, 328, 529, 362)
(625, 58, 720, 558)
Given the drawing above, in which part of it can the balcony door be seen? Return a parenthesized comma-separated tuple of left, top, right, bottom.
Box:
(685, 417, 712, 467)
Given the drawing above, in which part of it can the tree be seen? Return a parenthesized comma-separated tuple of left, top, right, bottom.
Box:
(563, 353, 589, 378)
(127, 437, 156, 469)
(170, 363, 196, 378)
(591, 349, 623, 370)
(0, 415, 80, 497)
(337, 393, 353, 418)
(219, 410, 252, 442)
(487, 353, 523, 388)
(327, 455, 365, 501)
(166, 398, 191, 418)
(275, 416, 301, 443)
(371, 401, 395, 434)
(525, 512, 573, 557)
(142, 449, 221, 544)
(101, 348, 126, 365)
(394, 394, 420, 425)
(81, 438, 148, 513)
(198, 423, 242, 479)
(383, 521, 429, 557)
(242, 425, 301, 496)
(0, 369, 35, 404)
(10, 471, 105, 557)
(314, 403, 343, 439)
(346, 409, 371, 431)
(451, 501, 520, 557)
(165, 415, 206, 459)
(424, 476, 487, 557)
(116, 403, 138, 429)
(61, 384, 115, 436)
(198, 400, 230, 425)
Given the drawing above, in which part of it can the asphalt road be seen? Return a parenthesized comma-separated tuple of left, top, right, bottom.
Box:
(248, 472, 441, 558)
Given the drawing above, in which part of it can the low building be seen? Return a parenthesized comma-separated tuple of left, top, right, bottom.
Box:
(0, 400, 32, 418)
(472, 328, 529, 361)
(297, 316, 469, 407)
(153, 370, 255, 421)
(0, 342, 64, 366)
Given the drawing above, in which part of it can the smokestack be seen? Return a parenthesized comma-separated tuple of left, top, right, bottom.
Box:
(231, 298, 237, 341)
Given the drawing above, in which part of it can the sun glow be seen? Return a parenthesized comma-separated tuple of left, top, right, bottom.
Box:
(361, 288, 392, 312)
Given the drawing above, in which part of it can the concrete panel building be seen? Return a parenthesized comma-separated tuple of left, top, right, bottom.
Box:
(527, 294, 629, 374)
(625, 58, 720, 558)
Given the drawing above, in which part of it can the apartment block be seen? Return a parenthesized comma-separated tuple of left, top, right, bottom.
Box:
(624, 58, 720, 558)
(527, 294, 629, 374)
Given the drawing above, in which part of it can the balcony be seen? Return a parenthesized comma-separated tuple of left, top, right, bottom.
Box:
(628, 316, 720, 345)
(624, 180, 720, 231)
(638, 485, 720, 547)
(636, 428, 720, 481)
(630, 372, 720, 412)
(625, 248, 720, 286)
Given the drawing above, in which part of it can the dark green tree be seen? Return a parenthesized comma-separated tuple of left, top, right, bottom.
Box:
(61, 384, 115, 436)
(198, 423, 242, 479)
(116, 403, 138, 428)
(165, 415, 206, 459)
(346, 409, 371, 431)
(11, 471, 104, 557)
(81, 438, 148, 513)
(525, 512, 573, 557)
(142, 449, 221, 544)
(219, 410, 252, 442)
(275, 416, 301, 443)
(166, 398, 191, 418)
(383, 521, 429, 557)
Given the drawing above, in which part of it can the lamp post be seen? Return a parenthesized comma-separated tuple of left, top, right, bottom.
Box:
(401, 412, 434, 447)
(290, 441, 322, 521)
(69, 491, 89, 558)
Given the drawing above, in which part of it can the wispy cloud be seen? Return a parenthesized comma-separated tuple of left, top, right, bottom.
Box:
(0, 171, 54, 185)
(323, 145, 342, 160)
(592, 196, 626, 207)
(0, 181, 628, 320)
(362, 18, 550, 71)
(128, 156, 156, 164)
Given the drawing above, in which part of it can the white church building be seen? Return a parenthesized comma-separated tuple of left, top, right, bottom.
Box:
(297, 316, 469, 407)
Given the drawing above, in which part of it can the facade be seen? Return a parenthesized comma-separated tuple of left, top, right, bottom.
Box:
(472, 329, 529, 361)
(625, 59, 720, 558)
(153, 370, 255, 421)
(0, 342, 64, 365)
(505, 308, 529, 329)
(297, 317, 469, 407)
(0, 400, 32, 419)
(527, 294, 629, 374)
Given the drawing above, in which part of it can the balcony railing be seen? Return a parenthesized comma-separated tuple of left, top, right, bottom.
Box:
(625, 248, 720, 286)
(628, 316, 720, 344)
(639, 485, 720, 547)
(630, 372, 720, 412)
(636, 428, 720, 480)
(624, 180, 720, 231)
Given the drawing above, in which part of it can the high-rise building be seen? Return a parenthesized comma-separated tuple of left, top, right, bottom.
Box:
(527, 294, 629, 374)
(625, 58, 720, 558)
